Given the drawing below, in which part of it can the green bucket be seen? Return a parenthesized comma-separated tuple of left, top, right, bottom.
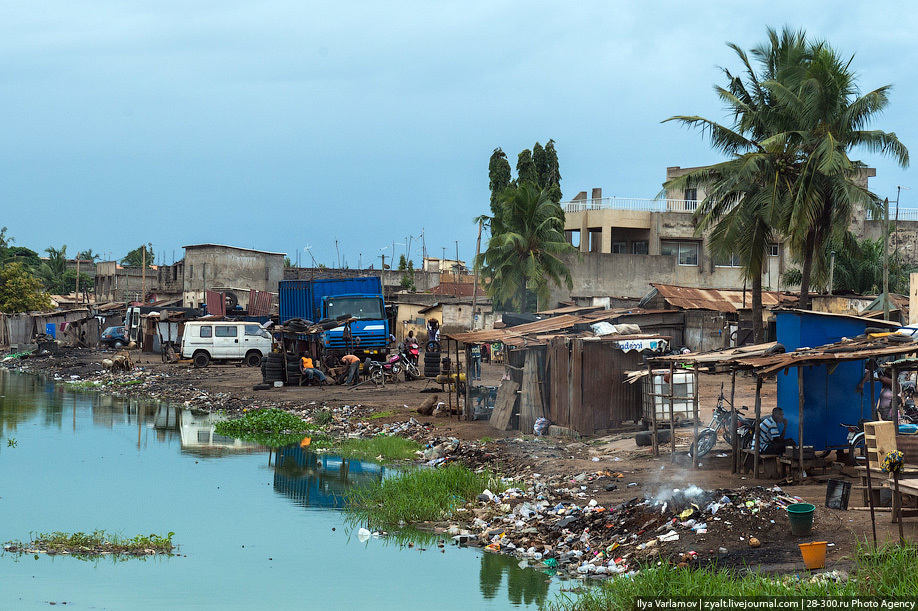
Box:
(787, 503, 815, 536)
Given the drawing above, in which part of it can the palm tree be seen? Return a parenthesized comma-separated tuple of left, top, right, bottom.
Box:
(39, 245, 68, 294)
(77, 249, 101, 262)
(475, 184, 575, 312)
(664, 28, 806, 342)
(776, 38, 908, 308)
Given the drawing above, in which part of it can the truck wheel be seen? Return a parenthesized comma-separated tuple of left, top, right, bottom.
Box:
(245, 351, 262, 367)
(193, 351, 211, 368)
(225, 291, 238, 309)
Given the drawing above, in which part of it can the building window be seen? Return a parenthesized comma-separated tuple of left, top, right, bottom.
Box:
(632, 241, 649, 255)
(769, 244, 780, 257)
(612, 241, 627, 254)
(684, 188, 698, 212)
(661, 241, 699, 266)
(714, 252, 742, 267)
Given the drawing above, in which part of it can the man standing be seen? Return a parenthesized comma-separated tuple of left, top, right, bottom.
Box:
(340, 353, 361, 386)
(757, 407, 796, 455)
(469, 344, 482, 381)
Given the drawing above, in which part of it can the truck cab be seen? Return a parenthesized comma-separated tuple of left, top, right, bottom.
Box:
(323, 294, 389, 357)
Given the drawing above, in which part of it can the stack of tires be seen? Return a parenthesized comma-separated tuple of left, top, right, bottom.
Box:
(285, 354, 302, 384)
(261, 353, 285, 385)
(423, 340, 441, 379)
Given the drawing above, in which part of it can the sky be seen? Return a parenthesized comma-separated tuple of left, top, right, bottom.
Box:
(3, 2, 918, 270)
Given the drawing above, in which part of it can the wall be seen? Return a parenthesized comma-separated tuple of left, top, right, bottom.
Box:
(93, 261, 161, 303)
(683, 310, 729, 352)
(284, 266, 443, 296)
(183, 246, 285, 308)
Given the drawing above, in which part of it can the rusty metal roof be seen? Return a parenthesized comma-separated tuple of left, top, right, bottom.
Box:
(649, 283, 796, 313)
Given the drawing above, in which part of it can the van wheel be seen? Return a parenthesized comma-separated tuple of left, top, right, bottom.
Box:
(113, 340, 125, 349)
(245, 351, 262, 367)
(193, 352, 211, 368)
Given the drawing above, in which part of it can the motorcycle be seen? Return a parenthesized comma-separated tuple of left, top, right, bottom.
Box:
(845, 382, 918, 465)
(367, 351, 419, 384)
(689, 384, 755, 458)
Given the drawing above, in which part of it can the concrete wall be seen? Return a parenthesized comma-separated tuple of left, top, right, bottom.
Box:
(94, 261, 161, 303)
(183, 245, 285, 308)
(284, 266, 444, 296)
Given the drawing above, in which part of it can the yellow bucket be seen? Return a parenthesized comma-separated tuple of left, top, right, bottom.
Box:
(798, 541, 827, 570)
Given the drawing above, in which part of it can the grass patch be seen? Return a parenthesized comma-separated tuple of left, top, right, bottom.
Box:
(543, 541, 918, 611)
(3, 530, 175, 559)
(479, 436, 494, 444)
(368, 410, 398, 420)
(66, 380, 101, 389)
(116, 379, 144, 387)
(312, 408, 334, 426)
(345, 463, 506, 527)
(336, 435, 421, 462)
(214, 408, 322, 448)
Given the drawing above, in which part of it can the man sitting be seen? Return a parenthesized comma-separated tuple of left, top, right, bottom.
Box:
(300, 355, 329, 386)
(757, 407, 796, 455)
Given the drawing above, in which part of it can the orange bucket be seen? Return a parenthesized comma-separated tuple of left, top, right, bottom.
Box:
(798, 541, 827, 569)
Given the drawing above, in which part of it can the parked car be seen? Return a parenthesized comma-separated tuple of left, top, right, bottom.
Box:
(101, 326, 128, 349)
(180, 321, 272, 368)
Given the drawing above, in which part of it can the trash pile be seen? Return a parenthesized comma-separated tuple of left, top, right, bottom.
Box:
(448, 482, 808, 578)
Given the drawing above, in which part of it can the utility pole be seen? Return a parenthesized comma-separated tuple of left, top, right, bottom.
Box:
(75, 254, 80, 302)
(471, 219, 483, 330)
(141, 246, 146, 305)
(883, 198, 890, 321)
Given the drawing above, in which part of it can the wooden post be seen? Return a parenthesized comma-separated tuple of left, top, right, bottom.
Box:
(668, 362, 676, 463)
(797, 366, 805, 483)
(471, 219, 482, 330)
(692, 364, 699, 468)
(75, 256, 81, 302)
(731, 369, 738, 474)
(648, 362, 658, 457)
(455, 338, 462, 420)
(141, 247, 146, 303)
(753, 375, 762, 479)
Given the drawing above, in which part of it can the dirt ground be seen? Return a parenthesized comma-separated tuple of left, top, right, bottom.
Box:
(7, 346, 918, 574)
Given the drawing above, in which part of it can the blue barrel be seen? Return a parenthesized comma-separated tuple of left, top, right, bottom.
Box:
(45, 323, 56, 338)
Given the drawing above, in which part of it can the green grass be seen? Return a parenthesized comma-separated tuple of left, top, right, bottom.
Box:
(345, 464, 506, 527)
(3, 530, 175, 559)
(66, 380, 102, 389)
(115, 379, 144, 387)
(479, 436, 494, 444)
(542, 540, 918, 611)
(368, 410, 398, 420)
(214, 408, 321, 448)
(312, 408, 334, 426)
(335, 435, 421, 462)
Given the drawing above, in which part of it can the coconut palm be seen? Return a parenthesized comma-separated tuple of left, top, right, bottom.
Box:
(475, 184, 575, 312)
(38, 245, 68, 294)
(778, 41, 909, 308)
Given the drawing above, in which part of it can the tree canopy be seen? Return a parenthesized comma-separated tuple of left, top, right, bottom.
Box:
(122, 245, 155, 268)
(0, 262, 52, 313)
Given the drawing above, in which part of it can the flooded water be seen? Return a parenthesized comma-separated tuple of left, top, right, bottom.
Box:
(0, 370, 557, 610)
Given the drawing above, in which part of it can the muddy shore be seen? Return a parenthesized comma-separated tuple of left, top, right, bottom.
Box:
(4, 346, 916, 579)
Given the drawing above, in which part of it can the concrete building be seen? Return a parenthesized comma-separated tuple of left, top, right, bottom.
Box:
(554, 165, 916, 306)
(94, 261, 161, 304)
(182, 244, 285, 309)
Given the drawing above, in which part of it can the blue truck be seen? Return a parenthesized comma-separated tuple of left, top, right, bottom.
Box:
(278, 277, 390, 359)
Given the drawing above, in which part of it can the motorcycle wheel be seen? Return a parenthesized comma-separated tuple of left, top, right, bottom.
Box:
(689, 430, 717, 458)
(847, 432, 867, 466)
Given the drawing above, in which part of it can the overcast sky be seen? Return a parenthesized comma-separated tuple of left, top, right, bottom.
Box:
(3, 2, 917, 269)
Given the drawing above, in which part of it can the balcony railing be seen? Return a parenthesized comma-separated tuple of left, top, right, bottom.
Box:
(561, 197, 698, 214)
(866, 208, 918, 221)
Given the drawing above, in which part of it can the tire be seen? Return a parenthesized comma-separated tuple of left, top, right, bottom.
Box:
(193, 351, 211, 368)
(635, 429, 672, 447)
(225, 291, 238, 309)
(253, 383, 271, 391)
(848, 432, 867, 466)
(426, 340, 441, 352)
(113, 340, 125, 349)
(370, 368, 384, 386)
(406, 363, 421, 380)
(390, 363, 402, 378)
(245, 351, 262, 368)
(689, 430, 717, 458)
(424, 353, 441, 364)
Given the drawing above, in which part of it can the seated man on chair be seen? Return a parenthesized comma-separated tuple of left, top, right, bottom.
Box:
(757, 407, 796, 455)
(300, 355, 329, 386)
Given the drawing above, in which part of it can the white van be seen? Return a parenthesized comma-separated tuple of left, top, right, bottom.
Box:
(181, 321, 272, 368)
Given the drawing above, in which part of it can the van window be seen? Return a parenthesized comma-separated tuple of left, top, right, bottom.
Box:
(244, 325, 261, 336)
(215, 325, 238, 338)
(200, 326, 212, 338)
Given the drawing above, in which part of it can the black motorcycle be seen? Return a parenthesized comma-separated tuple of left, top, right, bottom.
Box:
(690, 384, 755, 457)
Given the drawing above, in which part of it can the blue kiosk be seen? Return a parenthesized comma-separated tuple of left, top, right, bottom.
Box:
(774, 310, 900, 451)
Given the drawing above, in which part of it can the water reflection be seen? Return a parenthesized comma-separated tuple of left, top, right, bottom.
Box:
(480, 549, 551, 606)
(272, 443, 385, 509)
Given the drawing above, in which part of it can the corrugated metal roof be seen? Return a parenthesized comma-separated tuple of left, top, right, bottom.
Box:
(651, 283, 795, 313)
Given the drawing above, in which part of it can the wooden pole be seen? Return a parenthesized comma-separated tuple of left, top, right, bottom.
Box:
(798, 367, 805, 482)
(75, 256, 81, 302)
(731, 370, 738, 474)
(141, 247, 146, 304)
(471, 219, 482, 330)
(648, 362, 658, 457)
(753, 375, 762, 479)
(692, 364, 699, 468)
(668, 362, 675, 463)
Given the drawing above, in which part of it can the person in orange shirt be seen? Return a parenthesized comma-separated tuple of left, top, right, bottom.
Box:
(300, 355, 329, 385)
(340, 353, 361, 385)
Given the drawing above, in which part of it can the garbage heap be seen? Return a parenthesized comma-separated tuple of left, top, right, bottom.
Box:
(454, 484, 806, 578)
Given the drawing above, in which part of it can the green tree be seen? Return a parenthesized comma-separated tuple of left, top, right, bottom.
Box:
(516, 149, 538, 189)
(77, 249, 101, 262)
(122, 245, 154, 268)
(532, 139, 562, 202)
(38, 245, 68, 294)
(488, 148, 512, 215)
(664, 28, 806, 342)
(475, 184, 575, 312)
(779, 38, 908, 309)
(0, 262, 52, 313)
(2, 246, 40, 269)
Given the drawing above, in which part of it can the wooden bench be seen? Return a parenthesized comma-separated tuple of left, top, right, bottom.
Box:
(740, 449, 780, 478)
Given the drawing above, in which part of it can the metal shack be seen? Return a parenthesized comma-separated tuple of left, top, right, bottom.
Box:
(774, 309, 900, 451)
